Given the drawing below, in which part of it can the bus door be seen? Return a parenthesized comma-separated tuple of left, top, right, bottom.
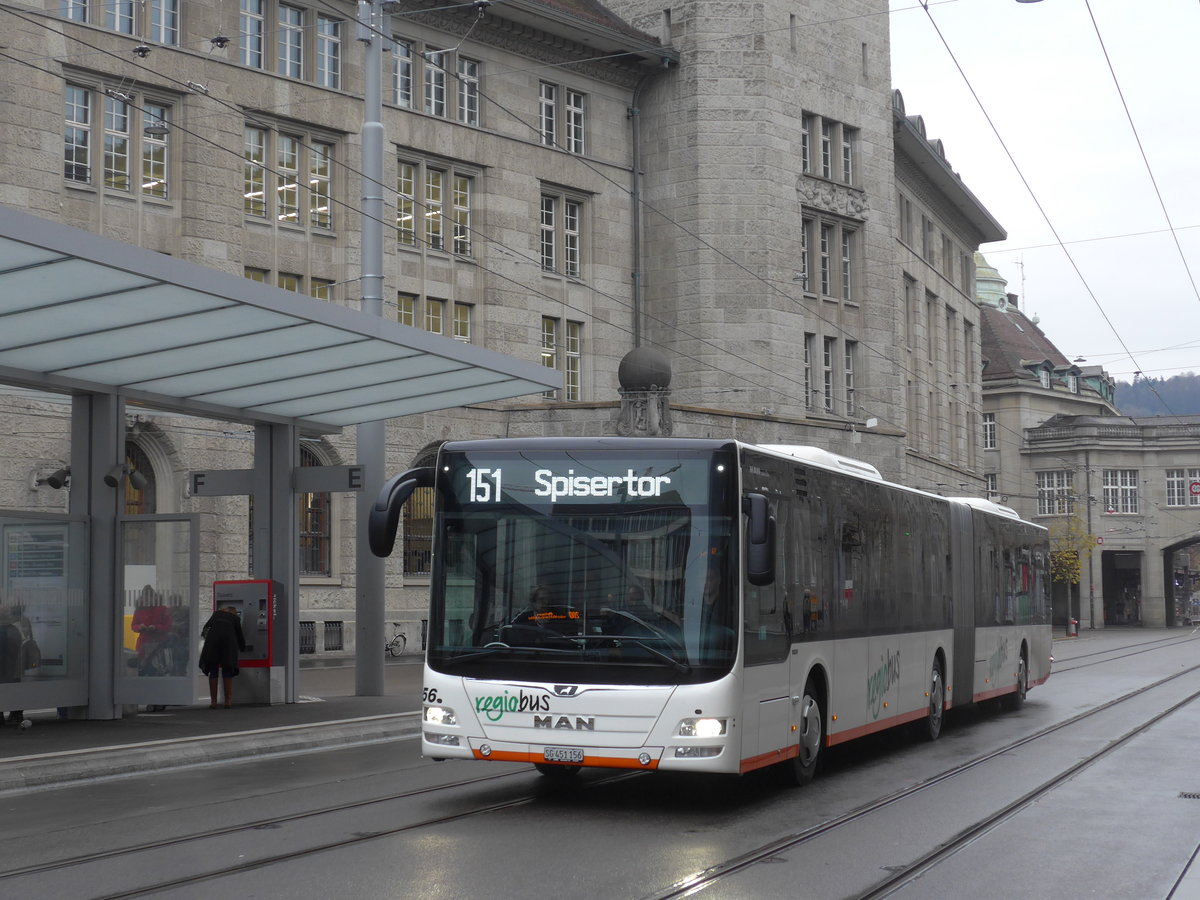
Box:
(742, 493, 790, 765)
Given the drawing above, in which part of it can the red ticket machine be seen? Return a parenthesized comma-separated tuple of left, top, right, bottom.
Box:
(212, 580, 283, 702)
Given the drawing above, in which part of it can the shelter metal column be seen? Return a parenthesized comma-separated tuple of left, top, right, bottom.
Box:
(73, 394, 124, 720)
(254, 423, 298, 703)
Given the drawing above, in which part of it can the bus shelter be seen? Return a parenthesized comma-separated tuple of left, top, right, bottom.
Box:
(0, 206, 559, 719)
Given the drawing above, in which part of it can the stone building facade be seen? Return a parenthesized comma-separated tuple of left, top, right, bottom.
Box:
(1, 0, 1008, 657)
(975, 257, 1200, 630)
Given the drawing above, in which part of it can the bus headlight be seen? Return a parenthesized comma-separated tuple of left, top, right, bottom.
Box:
(678, 717, 727, 738)
(424, 705, 457, 726)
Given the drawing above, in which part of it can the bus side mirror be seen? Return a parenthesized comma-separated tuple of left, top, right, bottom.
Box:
(368, 466, 435, 558)
(743, 493, 776, 586)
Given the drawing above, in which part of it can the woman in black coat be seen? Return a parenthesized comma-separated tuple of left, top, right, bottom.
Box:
(199, 606, 247, 708)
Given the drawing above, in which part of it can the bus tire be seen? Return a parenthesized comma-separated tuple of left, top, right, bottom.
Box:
(1001, 651, 1028, 712)
(787, 677, 824, 786)
(924, 657, 945, 742)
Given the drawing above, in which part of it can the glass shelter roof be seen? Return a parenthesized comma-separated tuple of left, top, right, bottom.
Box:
(0, 207, 560, 431)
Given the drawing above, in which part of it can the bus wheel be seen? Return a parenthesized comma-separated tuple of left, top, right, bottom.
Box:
(1002, 653, 1028, 712)
(924, 658, 945, 742)
(787, 679, 824, 786)
(534, 763, 581, 779)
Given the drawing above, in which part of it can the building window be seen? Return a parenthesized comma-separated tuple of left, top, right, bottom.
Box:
(903, 274, 917, 349)
(921, 216, 935, 265)
(105, 0, 135, 34)
(424, 48, 447, 116)
(1166, 469, 1200, 507)
(391, 39, 479, 124)
(565, 90, 586, 155)
(240, 0, 265, 68)
(800, 115, 812, 173)
(392, 41, 413, 107)
(238, 1, 342, 84)
(822, 337, 835, 413)
(1038, 368, 1051, 389)
(841, 230, 854, 302)
(316, 15, 342, 88)
(141, 102, 169, 198)
(424, 298, 445, 335)
(1036, 471, 1074, 517)
(396, 158, 474, 256)
(539, 82, 557, 147)
(1066, 373, 1079, 394)
(396, 292, 416, 326)
(897, 191, 914, 246)
(310, 278, 333, 300)
(820, 122, 833, 179)
(841, 127, 855, 184)
(150, 0, 179, 45)
(63, 0, 87, 22)
(539, 317, 581, 400)
(402, 453, 436, 577)
(65, 84, 172, 199)
(539, 82, 586, 154)
(278, 4, 304, 77)
(985, 473, 998, 500)
(457, 57, 480, 126)
(244, 125, 335, 230)
(565, 321, 581, 401)
(452, 303, 472, 342)
(805, 217, 857, 301)
(1102, 469, 1139, 514)
(799, 218, 811, 290)
(299, 444, 331, 577)
(843, 341, 856, 416)
(541, 316, 558, 397)
(540, 192, 584, 277)
(803, 333, 815, 411)
(982, 412, 996, 450)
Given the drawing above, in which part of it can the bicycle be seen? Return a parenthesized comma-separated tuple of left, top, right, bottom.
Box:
(385, 623, 407, 657)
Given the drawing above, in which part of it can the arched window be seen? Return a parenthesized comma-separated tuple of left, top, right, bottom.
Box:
(299, 444, 332, 577)
(124, 442, 156, 515)
(402, 451, 437, 577)
(124, 442, 157, 566)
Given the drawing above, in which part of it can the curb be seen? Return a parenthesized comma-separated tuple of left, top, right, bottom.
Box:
(0, 712, 422, 796)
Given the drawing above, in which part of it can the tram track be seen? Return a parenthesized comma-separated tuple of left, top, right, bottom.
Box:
(0, 766, 636, 896)
(1051, 631, 1200, 673)
(639, 658, 1200, 899)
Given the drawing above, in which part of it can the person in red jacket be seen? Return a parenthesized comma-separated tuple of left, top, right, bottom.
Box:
(130, 585, 172, 676)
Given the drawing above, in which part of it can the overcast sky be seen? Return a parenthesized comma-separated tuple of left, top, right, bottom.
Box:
(887, 0, 1200, 384)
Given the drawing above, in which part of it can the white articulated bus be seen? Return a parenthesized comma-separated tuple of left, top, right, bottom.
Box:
(369, 438, 1051, 782)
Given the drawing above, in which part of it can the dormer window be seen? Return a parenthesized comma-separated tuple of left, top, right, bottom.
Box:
(1038, 368, 1051, 389)
(1066, 373, 1079, 394)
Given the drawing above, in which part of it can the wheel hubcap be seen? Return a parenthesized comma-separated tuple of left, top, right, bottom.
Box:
(929, 669, 944, 728)
(799, 694, 821, 765)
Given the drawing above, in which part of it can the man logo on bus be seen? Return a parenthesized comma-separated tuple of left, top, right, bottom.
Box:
(867, 648, 901, 720)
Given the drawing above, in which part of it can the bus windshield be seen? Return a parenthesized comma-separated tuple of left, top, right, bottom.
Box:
(427, 446, 738, 684)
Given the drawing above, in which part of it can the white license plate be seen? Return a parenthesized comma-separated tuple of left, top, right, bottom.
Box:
(543, 746, 584, 763)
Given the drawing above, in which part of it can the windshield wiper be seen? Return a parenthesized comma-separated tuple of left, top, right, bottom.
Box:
(564, 633, 691, 674)
(442, 643, 577, 663)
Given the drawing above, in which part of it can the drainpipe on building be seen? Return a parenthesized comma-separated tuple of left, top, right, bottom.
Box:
(628, 59, 672, 349)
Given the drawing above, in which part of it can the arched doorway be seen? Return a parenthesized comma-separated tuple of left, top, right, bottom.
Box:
(1162, 539, 1200, 627)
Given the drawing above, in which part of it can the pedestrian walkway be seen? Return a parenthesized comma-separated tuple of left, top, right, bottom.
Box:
(0, 657, 424, 796)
